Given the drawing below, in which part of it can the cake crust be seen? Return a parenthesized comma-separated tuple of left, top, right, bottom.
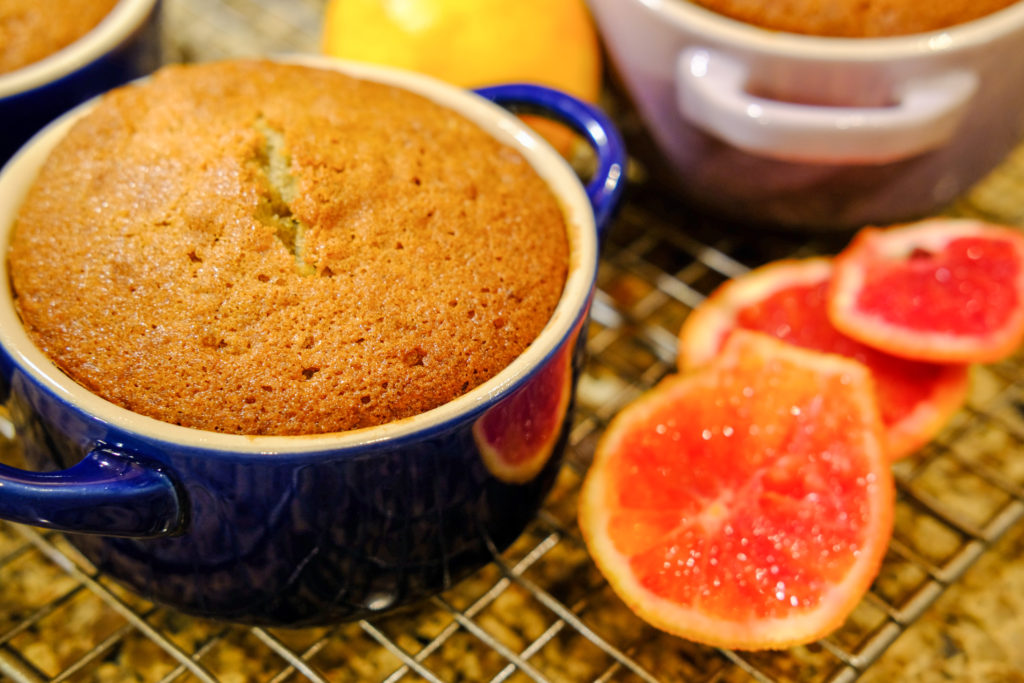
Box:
(8, 60, 570, 436)
(689, 0, 1018, 37)
(0, 0, 120, 75)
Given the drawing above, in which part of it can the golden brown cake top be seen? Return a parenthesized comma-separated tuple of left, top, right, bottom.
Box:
(8, 59, 570, 436)
(0, 0, 120, 75)
(689, 0, 1019, 37)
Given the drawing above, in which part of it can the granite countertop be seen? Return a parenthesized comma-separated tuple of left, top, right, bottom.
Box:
(864, 520, 1024, 680)
(0, 1, 1022, 681)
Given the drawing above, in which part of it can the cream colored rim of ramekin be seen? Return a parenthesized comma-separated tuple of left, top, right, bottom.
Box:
(0, 56, 598, 455)
(0, 0, 158, 98)
(640, 0, 1024, 61)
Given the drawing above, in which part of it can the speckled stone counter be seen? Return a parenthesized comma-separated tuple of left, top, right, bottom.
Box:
(864, 518, 1024, 681)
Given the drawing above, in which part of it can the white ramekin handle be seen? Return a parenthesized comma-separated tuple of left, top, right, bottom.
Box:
(676, 47, 978, 165)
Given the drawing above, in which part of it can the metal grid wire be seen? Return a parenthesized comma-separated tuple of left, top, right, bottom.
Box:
(2, 1, 1024, 680)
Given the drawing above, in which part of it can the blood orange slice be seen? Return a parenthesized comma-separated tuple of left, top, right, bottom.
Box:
(474, 343, 574, 483)
(678, 258, 969, 460)
(579, 330, 894, 650)
(829, 219, 1024, 363)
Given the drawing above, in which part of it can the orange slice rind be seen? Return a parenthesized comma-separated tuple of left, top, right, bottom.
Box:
(678, 257, 969, 460)
(829, 219, 1024, 364)
(579, 331, 894, 650)
(474, 343, 573, 484)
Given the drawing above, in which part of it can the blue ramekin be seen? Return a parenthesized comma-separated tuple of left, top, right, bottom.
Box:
(0, 0, 163, 163)
(0, 56, 626, 625)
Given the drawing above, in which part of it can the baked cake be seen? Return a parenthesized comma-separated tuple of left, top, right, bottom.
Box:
(8, 59, 570, 435)
(0, 0, 121, 75)
(689, 0, 1019, 37)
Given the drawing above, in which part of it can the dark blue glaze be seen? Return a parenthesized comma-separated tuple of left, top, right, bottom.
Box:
(0, 85, 626, 625)
(0, 446, 183, 536)
(474, 83, 627, 234)
(0, 1, 163, 163)
(4, 321, 585, 624)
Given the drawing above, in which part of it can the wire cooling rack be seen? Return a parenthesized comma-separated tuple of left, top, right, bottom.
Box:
(2, 0, 1024, 680)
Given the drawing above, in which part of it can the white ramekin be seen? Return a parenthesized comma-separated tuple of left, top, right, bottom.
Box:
(588, 0, 1024, 229)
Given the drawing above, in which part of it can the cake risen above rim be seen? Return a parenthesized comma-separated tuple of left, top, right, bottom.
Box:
(7, 59, 570, 436)
(0, 0, 121, 75)
(687, 0, 1019, 37)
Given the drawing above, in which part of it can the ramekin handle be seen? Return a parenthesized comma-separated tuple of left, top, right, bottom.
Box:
(677, 47, 978, 165)
(0, 445, 185, 537)
(474, 83, 627, 235)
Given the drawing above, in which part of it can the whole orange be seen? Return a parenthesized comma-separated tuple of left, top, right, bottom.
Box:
(321, 0, 603, 155)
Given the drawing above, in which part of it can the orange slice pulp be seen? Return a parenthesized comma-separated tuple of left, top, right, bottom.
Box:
(829, 219, 1024, 364)
(473, 342, 574, 483)
(678, 258, 969, 460)
(579, 331, 894, 650)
